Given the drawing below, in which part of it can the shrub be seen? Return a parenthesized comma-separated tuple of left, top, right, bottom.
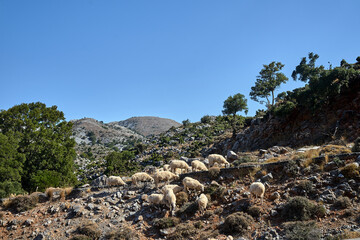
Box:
(175, 191, 188, 206)
(284, 221, 321, 240)
(222, 212, 253, 235)
(154, 217, 180, 229)
(208, 167, 220, 179)
(282, 196, 326, 221)
(76, 222, 101, 240)
(352, 137, 360, 152)
(176, 202, 198, 218)
(204, 184, 225, 202)
(319, 145, 351, 156)
(340, 163, 360, 178)
(333, 196, 352, 209)
(6, 195, 38, 213)
(297, 180, 314, 193)
(200, 115, 212, 124)
(105, 226, 139, 240)
(247, 206, 262, 218)
(168, 223, 198, 240)
(70, 235, 92, 240)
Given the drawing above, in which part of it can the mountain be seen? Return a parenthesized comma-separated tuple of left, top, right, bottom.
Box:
(109, 116, 182, 137)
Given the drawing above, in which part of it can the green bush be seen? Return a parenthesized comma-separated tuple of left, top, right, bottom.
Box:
(204, 184, 225, 202)
(104, 150, 138, 176)
(273, 101, 297, 117)
(6, 195, 38, 213)
(176, 202, 198, 218)
(222, 212, 253, 235)
(175, 191, 188, 206)
(333, 196, 351, 209)
(105, 226, 139, 240)
(76, 222, 101, 240)
(282, 196, 326, 221)
(201, 115, 212, 124)
(168, 223, 198, 240)
(247, 206, 262, 218)
(340, 163, 360, 178)
(284, 221, 321, 240)
(154, 217, 180, 229)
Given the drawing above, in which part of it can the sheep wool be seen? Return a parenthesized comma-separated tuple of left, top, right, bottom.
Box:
(169, 160, 192, 174)
(131, 172, 154, 186)
(207, 154, 229, 168)
(107, 176, 126, 186)
(182, 177, 205, 193)
(197, 193, 208, 214)
(153, 171, 179, 188)
(191, 160, 208, 172)
(249, 182, 265, 205)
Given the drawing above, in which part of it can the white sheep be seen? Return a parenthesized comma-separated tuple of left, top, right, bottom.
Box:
(249, 182, 265, 205)
(191, 160, 208, 172)
(107, 176, 126, 186)
(146, 193, 165, 205)
(131, 172, 154, 187)
(163, 188, 176, 215)
(163, 164, 170, 172)
(162, 184, 183, 194)
(170, 160, 192, 174)
(153, 171, 179, 188)
(197, 193, 208, 214)
(182, 177, 205, 194)
(207, 154, 230, 168)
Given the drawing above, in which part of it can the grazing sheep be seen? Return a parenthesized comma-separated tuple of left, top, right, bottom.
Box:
(197, 193, 208, 214)
(191, 160, 208, 172)
(162, 184, 183, 194)
(107, 176, 126, 186)
(182, 177, 205, 194)
(146, 193, 165, 205)
(153, 171, 179, 188)
(163, 188, 176, 215)
(163, 164, 170, 172)
(170, 160, 192, 174)
(250, 182, 265, 205)
(131, 172, 154, 187)
(207, 154, 230, 168)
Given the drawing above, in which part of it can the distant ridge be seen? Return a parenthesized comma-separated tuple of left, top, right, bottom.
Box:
(109, 116, 181, 137)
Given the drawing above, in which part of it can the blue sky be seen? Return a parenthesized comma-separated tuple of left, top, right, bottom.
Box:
(1, 1, 359, 123)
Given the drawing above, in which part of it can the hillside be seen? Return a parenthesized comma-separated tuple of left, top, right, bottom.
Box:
(109, 116, 182, 137)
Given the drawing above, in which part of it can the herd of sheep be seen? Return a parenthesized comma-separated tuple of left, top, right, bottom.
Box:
(106, 154, 265, 216)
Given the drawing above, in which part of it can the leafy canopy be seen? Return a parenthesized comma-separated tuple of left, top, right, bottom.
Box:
(0, 102, 77, 193)
(250, 61, 288, 108)
(222, 93, 248, 137)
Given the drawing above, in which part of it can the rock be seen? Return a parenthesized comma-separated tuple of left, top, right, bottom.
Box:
(91, 175, 108, 187)
(160, 227, 176, 236)
(47, 206, 59, 214)
(23, 219, 34, 227)
(86, 203, 95, 211)
(261, 173, 273, 182)
(34, 234, 45, 240)
(227, 150, 238, 161)
(269, 192, 280, 201)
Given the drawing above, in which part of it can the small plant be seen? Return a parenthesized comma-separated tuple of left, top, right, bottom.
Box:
(247, 206, 262, 218)
(352, 137, 360, 152)
(340, 163, 360, 178)
(105, 226, 139, 240)
(168, 223, 198, 240)
(297, 180, 314, 193)
(175, 191, 188, 206)
(154, 217, 180, 229)
(208, 166, 221, 179)
(221, 212, 253, 235)
(284, 221, 321, 240)
(176, 202, 198, 218)
(6, 195, 38, 213)
(70, 235, 92, 240)
(204, 184, 225, 202)
(282, 196, 326, 221)
(333, 196, 352, 209)
(76, 222, 101, 240)
(319, 145, 351, 156)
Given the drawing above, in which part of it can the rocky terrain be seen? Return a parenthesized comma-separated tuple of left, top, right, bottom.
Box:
(2, 144, 360, 240)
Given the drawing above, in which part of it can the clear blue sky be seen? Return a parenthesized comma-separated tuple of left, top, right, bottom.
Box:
(1, 1, 359, 123)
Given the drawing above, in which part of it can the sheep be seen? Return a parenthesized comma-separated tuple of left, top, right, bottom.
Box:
(146, 193, 165, 205)
(191, 160, 208, 172)
(169, 160, 192, 174)
(197, 193, 208, 214)
(163, 188, 176, 215)
(107, 176, 126, 186)
(249, 181, 265, 205)
(207, 154, 230, 168)
(153, 171, 179, 188)
(131, 172, 154, 187)
(182, 177, 205, 194)
(162, 184, 183, 194)
(163, 164, 170, 172)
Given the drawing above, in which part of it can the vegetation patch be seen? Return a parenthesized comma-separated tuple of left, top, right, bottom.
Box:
(76, 222, 101, 240)
(282, 196, 326, 221)
(105, 226, 139, 240)
(284, 221, 321, 240)
(5, 195, 38, 213)
(167, 223, 198, 240)
(340, 163, 360, 178)
(153, 217, 180, 229)
(333, 196, 352, 209)
(221, 212, 253, 235)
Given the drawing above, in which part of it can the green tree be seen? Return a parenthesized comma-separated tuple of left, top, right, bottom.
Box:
(104, 150, 138, 176)
(250, 61, 289, 108)
(222, 93, 248, 137)
(291, 52, 325, 82)
(0, 133, 26, 197)
(0, 102, 77, 192)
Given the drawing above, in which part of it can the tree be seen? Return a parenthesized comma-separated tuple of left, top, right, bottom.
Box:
(0, 102, 77, 192)
(291, 52, 324, 82)
(222, 93, 248, 137)
(104, 150, 138, 176)
(250, 61, 288, 108)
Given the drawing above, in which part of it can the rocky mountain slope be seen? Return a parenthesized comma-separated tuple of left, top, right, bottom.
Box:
(110, 116, 181, 137)
(2, 145, 360, 240)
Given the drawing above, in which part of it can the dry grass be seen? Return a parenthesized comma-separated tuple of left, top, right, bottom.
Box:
(319, 145, 351, 156)
(264, 157, 282, 163)
(45, 187, 56, 200)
